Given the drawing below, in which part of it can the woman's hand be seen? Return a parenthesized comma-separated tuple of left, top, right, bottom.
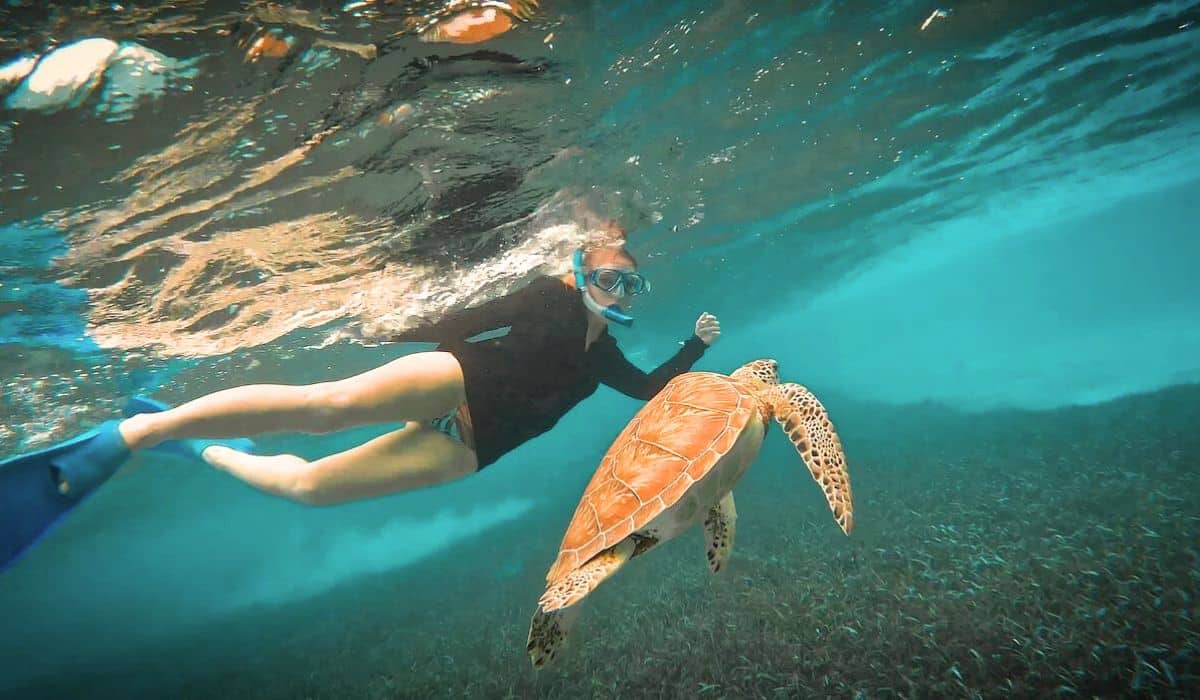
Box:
(695, 312, 721, 346)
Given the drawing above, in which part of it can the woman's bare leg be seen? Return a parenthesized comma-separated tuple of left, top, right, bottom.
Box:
(202, 422, 479, 504)
(119, 351, 466, 451)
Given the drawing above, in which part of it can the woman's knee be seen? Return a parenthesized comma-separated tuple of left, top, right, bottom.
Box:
(290, 468, 338, 506)
(299, 381, 364, 433)
(274, 459, 341, 506)
(298, 352, 467, 430)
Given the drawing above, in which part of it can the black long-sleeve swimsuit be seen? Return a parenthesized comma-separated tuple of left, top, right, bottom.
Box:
(391, 275, 708, 468)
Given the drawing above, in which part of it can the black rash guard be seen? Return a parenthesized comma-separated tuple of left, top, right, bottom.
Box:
(391, 275, 708, 468)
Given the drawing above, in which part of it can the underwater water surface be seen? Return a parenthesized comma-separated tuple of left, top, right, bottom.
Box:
(1, 0, 1198, 697)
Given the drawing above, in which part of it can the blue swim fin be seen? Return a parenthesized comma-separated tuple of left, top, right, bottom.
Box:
(0, 420, 130, 572)
(0, 396, 256, 573)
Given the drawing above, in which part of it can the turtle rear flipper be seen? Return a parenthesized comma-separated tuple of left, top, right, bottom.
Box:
(527, 602, 581, 670)
(771, 382, 854, 535)
(703, 491, 736, 573)
(528, 538, 637, 670)
(538, 538, 635, 612)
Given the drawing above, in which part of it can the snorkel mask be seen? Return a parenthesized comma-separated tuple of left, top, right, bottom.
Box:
(572, 248, 649, 327)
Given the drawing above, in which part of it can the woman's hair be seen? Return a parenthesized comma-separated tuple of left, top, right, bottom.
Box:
(582, 220, 637, 268)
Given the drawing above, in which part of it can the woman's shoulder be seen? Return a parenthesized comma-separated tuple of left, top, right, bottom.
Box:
(525, 273, 573, 297)
(533, 272, 571, 287)
(523, 274, 579, 323)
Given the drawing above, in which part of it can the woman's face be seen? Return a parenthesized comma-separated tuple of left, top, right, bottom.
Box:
(585, 249, 639, 312)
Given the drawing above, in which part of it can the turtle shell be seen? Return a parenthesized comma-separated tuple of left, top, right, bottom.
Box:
(545, 372, 759, 584)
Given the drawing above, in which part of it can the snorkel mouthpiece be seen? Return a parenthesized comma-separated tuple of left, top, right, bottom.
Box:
(573, 248, 635, 327)
(597, 301, 635, 327)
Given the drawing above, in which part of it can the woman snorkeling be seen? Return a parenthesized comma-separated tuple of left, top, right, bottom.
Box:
(0, 232, 720, 568)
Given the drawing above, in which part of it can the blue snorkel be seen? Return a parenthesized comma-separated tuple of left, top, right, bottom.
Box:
(573, 248, 635, 327)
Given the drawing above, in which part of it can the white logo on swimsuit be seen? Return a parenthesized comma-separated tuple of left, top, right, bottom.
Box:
(465, 325, 512, 343)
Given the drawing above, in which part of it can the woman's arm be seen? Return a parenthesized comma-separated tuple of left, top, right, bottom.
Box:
(594, 334, 709, 400)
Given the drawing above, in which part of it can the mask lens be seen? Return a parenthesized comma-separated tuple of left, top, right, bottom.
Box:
(590, 268, 650, 297)
(623, 272, 649, 295)
(592, 269, 623, 293)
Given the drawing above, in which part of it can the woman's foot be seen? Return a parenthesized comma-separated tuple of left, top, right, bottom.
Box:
(117, 412, 157, 452)
(200, 445, 318, 503)
(201, 445, 304, 473)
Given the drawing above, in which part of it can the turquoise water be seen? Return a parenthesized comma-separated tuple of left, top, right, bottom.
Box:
(1, 1, 1199, 697)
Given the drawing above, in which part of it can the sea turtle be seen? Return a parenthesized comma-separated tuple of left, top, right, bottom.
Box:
(526, 359, 853, 669)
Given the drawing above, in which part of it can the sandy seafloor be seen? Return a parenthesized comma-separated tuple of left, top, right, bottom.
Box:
(9, 382, 1197, 699)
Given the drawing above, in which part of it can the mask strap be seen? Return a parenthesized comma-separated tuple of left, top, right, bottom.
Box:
(572, 249, 588, 288)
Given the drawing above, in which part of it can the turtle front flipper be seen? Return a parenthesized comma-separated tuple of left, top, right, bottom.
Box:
(703, 491, 737, 573)
(527, 602, 582, 670)
(770, 382, 854, 535)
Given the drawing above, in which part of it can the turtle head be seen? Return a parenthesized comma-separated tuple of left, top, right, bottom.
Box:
(731, 359, 779, 389)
